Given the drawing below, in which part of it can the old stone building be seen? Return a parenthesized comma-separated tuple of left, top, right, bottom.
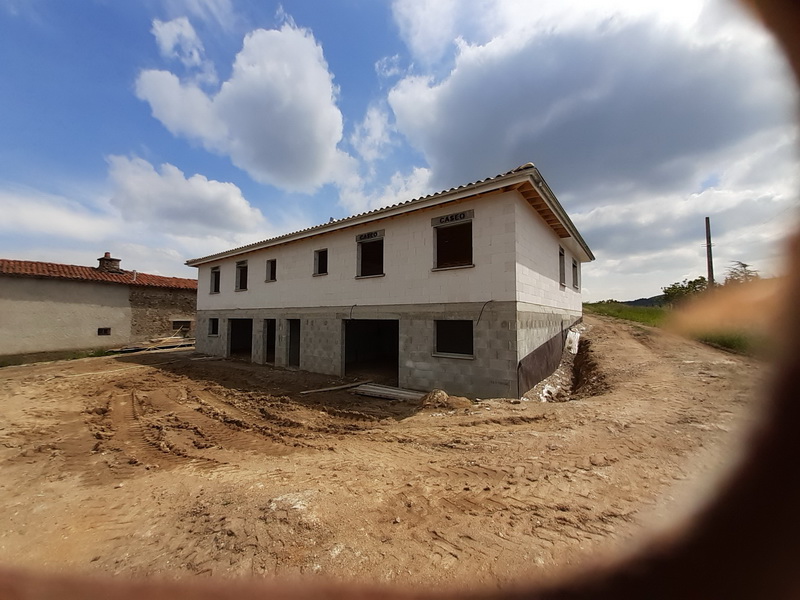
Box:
(0, 253, 197, 362)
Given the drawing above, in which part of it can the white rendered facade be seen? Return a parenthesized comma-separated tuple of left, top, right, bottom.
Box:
(188, 165, 593, 398)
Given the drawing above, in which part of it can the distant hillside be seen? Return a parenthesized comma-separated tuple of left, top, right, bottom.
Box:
(622, 295, 665, 307)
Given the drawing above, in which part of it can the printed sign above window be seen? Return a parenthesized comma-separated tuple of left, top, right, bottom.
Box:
(431, 209, 474, 227)
(355, 229, 385, 242)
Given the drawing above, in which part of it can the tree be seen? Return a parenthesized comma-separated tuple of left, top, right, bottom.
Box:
(724, 261, 760, 285)
(662, 276, 707, 305)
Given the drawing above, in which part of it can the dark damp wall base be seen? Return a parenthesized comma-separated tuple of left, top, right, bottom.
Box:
(516, 315, 582, 396)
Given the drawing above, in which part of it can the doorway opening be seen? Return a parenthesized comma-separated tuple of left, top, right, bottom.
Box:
(229, 318, 253, 360)
(264, 319, 276, 364)
(287, 319, 301, 368)
(344, 319, 399, 385)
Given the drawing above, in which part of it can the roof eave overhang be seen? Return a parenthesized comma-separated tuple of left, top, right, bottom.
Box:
(186, 166, 594, 267)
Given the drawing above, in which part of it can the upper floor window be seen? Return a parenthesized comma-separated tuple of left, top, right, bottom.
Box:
(356, 230, 384, 277)
(572, 258, 579, 289)
(236, 260, 248, 291)
(559, 247, 566, 287)
(432, 210, 474, 270)
(210, 266, 220, 293)
(266, 259, 277, 282)
(314, 249, 328, 276)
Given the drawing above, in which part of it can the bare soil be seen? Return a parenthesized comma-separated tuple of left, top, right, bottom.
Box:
(0, 315, 764, 590)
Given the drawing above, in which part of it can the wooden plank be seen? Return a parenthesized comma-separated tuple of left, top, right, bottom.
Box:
(352, 384, 427, 402)
(299, 380, 372, 395)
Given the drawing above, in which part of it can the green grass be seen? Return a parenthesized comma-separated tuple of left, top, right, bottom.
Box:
(584, 302, 762, 356)
(693, 331, 761, 356)
(583, 302, 667, 327)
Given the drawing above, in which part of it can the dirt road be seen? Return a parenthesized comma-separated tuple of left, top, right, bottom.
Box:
(0, 315, 763, 589)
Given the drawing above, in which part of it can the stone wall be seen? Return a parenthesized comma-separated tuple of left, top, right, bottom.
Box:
(129, 287, 197, 342)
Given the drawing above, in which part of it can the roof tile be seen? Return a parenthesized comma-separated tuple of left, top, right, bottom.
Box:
(0, 259, 197, 290)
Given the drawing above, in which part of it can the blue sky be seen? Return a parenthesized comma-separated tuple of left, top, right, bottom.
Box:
(1, 0, 796, 301)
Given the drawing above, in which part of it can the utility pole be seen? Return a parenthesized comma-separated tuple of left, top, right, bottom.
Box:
(705, 216, 715, 287)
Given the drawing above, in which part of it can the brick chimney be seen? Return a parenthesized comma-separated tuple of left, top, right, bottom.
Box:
(97, 251, 123, 273)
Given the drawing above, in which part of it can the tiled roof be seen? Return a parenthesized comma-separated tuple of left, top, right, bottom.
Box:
(186, 162, 593, 266)
(0, 259, 198, 290)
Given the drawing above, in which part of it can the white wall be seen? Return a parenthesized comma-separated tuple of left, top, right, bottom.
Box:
(197, 194, 520, 311)
(513, 198, 583, 312)
(0, 278, 132, 355)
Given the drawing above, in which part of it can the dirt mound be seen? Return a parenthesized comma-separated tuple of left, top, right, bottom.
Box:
(0, 316, 763, 587)
(419, 388, 473, 410)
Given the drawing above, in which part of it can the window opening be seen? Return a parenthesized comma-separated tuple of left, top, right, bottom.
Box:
(236, 261, 248, 290)
(210, 267, 220, 293)
(172, 320, 191, 337)
(357, 230, 384, 277)
(314, 249, 328, 275)
(434, 320, 474, 356)
(559, 247, 566, 286)
(572, 258, 579, 289)
(266, 259, 277, 282)
(209, 318, 219, 336)
(433, 211, 474, 269)
(97, 327, 111, 336)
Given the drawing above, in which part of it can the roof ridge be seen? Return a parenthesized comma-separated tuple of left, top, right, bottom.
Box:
(0, 258, 197, 290)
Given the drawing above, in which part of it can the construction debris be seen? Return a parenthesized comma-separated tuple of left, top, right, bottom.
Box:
(351, 383, 426, 402)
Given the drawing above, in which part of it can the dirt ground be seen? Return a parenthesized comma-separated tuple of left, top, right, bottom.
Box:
(0, 314, 765, 590)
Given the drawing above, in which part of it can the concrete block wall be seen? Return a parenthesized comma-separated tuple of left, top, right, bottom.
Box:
(515, 303, 581, 360)
(395, 302, 519, 399)
(300, 316, 342, 376)
(514, 199, 583, 312)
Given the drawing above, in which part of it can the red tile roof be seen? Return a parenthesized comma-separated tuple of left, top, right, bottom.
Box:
(0, 259, 197, 290)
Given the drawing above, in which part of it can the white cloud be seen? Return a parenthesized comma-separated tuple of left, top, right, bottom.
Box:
(151, 17, 217, 84)
(391, 0, 460, 65)
(375, 54, 403, 80)
(338, 166, 433, 214)
(136, 70, 227, 145)
(350, 105, 394, 163)
(107, 155, 265, 235)
(0, 187, 119, 241)
(164, 0, 236, 31)
(137, 22, 348, 193)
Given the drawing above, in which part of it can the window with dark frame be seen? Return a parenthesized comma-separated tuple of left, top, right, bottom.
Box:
(314, 249, 328, 275)
(572, 258, 579, 289)
(210, 266, 220, 293)
(209, 318, 219, 336)
(172, 320, 191, 332)
(357, 230, 384, 277)
(236, 260, 248, 290)
(266, 259, 277, 282)
(434, 320, 474, 356)
(559, 247, 566, 286)
(97, 327, 111, 336)
(433, 210, 473, 269)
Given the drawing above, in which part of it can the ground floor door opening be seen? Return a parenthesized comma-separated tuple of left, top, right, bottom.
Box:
(344, 319, 399, 386)
(264, 319, 276, 363)
(229, 318, 253, 360)
(287, 319, 301, 367)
